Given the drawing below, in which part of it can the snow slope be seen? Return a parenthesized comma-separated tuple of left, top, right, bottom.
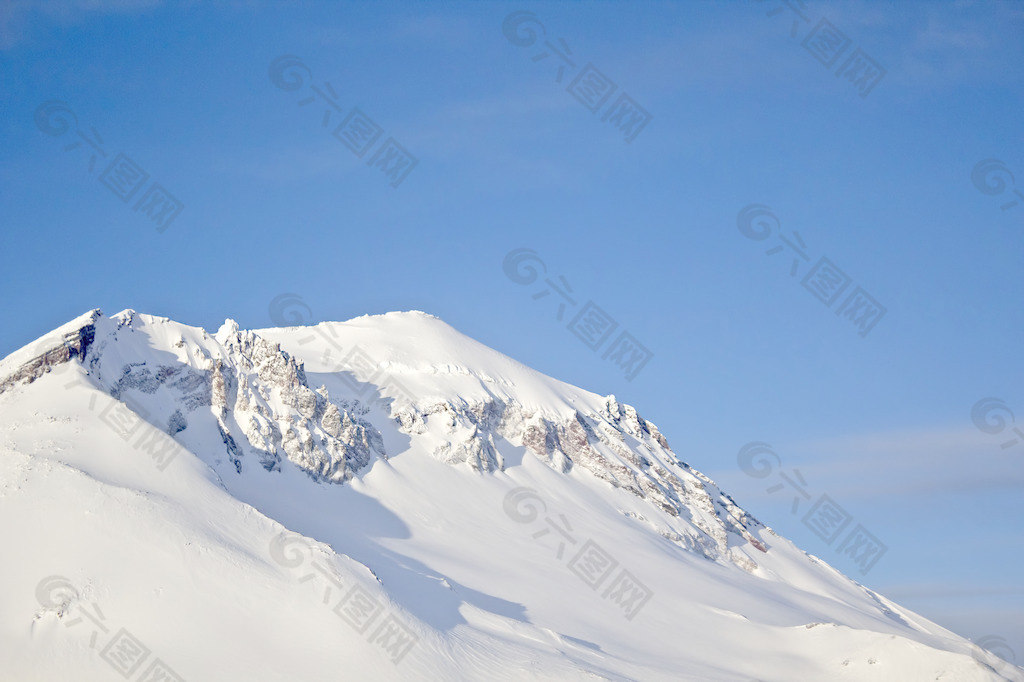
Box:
(0, 309, 1018, 681)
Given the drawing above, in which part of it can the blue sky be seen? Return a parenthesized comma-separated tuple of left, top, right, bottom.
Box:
(2, 0, 1023, 665)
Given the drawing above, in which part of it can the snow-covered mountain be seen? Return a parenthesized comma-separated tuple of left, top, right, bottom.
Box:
(0, 309, 1018, 681)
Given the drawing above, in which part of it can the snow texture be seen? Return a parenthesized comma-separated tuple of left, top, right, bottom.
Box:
(0, 309, 1019, 681)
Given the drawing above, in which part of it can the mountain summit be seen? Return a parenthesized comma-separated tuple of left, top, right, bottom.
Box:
(0, 309, 1017, 681)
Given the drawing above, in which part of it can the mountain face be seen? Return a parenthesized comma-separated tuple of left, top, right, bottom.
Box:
(0, 309, 1018, 681)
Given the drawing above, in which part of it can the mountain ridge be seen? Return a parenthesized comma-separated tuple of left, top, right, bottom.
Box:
(0, 308, 1018, 681)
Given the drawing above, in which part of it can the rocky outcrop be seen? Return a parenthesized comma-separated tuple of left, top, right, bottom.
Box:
(0, 309, 100, 394)
(390, 393, 768, 566)
(0, 312, 386, 484)
(201, 320, 387, 482)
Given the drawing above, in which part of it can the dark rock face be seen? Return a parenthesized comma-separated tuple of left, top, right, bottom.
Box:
(0, 310, 100, 395)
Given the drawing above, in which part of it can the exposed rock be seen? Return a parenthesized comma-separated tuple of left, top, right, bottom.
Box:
(389, 393, 767, 567)
(167, 410, 188, 435)
(0, 314, 387, 485)
(0, 310, 100, 394)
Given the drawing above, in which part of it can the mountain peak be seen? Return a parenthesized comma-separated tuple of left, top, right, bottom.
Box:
(1, 308, 1015, 681)
(216, 318, 241, 341)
